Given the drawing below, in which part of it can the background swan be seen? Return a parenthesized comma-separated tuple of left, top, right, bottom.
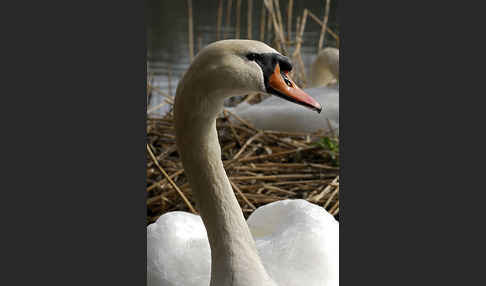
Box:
(309, 47, 339, 88)
(147, 40, 339, 286)
(230, 47, 339, 134)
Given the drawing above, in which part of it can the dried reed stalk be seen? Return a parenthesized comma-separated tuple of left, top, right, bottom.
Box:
(230, 180, 256, 209)
(147, 144, 197, 214)
(147, 102, 167, 114)
(318, 0, 331, 50)
(247, 0, 253, 39)
(287, 0, 293, 41)
(291, 9, 308, 84)
(273, 0, 285, 41)
(147, 63, 152, 105)
(225, 0, 233, 39)
(295, 15, 300, 39)
(236, 0, 242, 38)
(260, 3, 266, 41)
(263, 0, 287, 54)
(198, 35, 202, 53)
(266, 1, 272, 36)
(217, 0, 223, 40)
(307, 10, 340, 47)
(187, 0, 194, 61)
(167, 62, 172, 97)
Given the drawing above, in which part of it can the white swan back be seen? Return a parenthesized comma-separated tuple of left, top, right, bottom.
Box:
(148, 200, 339, 286)
(231, 84, 339, 133)
(248, 200, 339, 286)
(147, 212, 211, 286)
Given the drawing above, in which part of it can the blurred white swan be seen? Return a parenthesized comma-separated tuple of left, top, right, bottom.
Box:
(147, 40, 339, 286)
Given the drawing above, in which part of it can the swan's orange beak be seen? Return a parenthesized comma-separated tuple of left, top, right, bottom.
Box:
(268, 63, 322, 113)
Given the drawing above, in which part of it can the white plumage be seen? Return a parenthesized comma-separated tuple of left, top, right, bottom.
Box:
(147, 40, 339, 286)
(148, 200, 338, 286)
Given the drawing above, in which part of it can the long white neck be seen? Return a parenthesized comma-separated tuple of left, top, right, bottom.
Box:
(175, 86, 276, 286)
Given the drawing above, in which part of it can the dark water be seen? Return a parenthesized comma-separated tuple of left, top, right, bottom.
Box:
(146, 0, 338, 115)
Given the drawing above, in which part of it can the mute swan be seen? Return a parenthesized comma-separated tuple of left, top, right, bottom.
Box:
(309, 47, 339, 88)
(147, 40, 339, 286)
(229, 47, 339, 134)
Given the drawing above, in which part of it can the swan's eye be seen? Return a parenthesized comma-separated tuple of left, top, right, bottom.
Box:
(246, 53, 258, 61)
(281, 73, 293, 87)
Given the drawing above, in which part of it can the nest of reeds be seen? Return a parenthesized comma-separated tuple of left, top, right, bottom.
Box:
(146, 99, 340, 225)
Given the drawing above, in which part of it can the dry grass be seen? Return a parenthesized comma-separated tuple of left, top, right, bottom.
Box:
(146, 98, 339, 225)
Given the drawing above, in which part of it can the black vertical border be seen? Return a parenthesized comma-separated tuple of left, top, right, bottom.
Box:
(2, 1, 147, 285)
(341, 0, 479, 285)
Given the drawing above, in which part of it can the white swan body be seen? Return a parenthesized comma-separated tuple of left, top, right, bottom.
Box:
(147, 200, 339, 286)
(231, 83, 338, 133)
(230, 47, 339, 134)
(147, 40, 338, 286)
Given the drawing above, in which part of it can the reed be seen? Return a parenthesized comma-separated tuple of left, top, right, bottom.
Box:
(225, 0, 233, 39)
(259, 2, 266, 41)
(167, 63, 172, 97)
(187, 0, 194, 61)
(263, 0, 287, 54)
(273, 0, 285, 42)
(266, 1, 272, 36)
(308, 10, 340, 47)
(236, 0, 242, 38)
(197, 35, 203, 54)
(147, 62, 152, 106)
(318, 0, 331, 50)
(217, 0, 223, 40)
(291, 9, 308, 85)
(287, 0, 293, 41)
(247, 0, 253, 39)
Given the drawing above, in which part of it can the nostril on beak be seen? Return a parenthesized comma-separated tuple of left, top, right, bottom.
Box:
(281, 73, 293, 87)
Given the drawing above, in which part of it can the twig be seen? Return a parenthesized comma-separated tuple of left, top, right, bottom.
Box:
(187, 0, 194, 61)
(287, 0, 293, 41)
(233, 131, 263, 159)
(225, 0, 233, 39)
(224, 108, 258, 131)
(230, 173, 329, 181)
(324, 186, 339, 209)
(247, 0, 253, 39)
(259, 3, 266, 41)
(263, 184, 296, 195)
(167, 62, 173, 97)
(223, 110, 243, 146)
(329, 200, 339, 215)
(217, 0, 223, 40)
(307, 11, 339, 43)
(146, 144, 197, 214)
(147, 102, 166, 114)
(238, 146, 319, 162)
(318, 0, 331, 50)
(230, 180, 256, 209)
(147, 169, 184, 192)
(236, 0, 242, 39)
(273, 0, 285, 44)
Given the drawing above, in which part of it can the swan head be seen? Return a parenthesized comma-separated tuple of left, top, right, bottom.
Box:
(177, 40, 322, 113)
(309, 47, 339, 88)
